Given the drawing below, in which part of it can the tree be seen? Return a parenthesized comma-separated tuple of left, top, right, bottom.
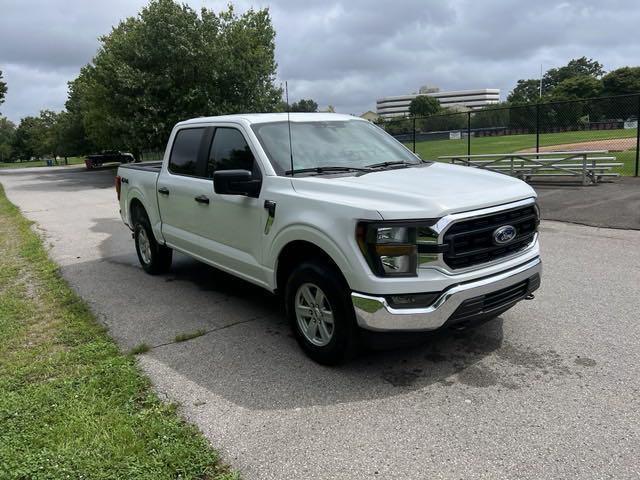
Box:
(509, 57, 605, 103)
(58, 77, 95, 157)
(408, 95, 441, 117)
(73, 0, 281, 153)
(0, 117, 15, 161)
(602, 67, 640, 96)
(290, 99, 318, 112)
(12, 117, 40, 160)
(548, 75, 603, 101)
(507, 79, 540, 104)
(12, 111, 60, 160)
(542, 56, 604, 92)
(470, 102, 512, 129)
(0, 70, 7, 108)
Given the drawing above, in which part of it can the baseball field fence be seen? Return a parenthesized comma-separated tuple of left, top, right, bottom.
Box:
(379, 93, 640, 176)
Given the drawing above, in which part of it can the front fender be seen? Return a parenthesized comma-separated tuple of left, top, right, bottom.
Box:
(267, 224, 358, 290)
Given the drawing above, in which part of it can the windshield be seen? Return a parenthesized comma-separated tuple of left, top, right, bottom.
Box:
(251, 119, 420, 175)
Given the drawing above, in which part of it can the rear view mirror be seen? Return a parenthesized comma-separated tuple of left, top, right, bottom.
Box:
(213, 169, 261, 198)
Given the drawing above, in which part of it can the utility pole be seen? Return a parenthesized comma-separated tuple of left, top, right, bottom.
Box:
(539, 63, 543, 98)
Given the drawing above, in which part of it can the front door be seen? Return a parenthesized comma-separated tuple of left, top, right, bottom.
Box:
(198, 126, 267, 285)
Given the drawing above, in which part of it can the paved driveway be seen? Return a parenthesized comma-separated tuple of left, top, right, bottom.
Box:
(536, 177, 640, 230)
(1, 165, 639, 480)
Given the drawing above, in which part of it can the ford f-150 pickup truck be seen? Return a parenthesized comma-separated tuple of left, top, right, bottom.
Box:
(116, 113, 541, 364)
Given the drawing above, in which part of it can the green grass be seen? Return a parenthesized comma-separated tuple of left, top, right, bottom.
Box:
(0, 185, 237, 480)
(0, 157, 86, 169)
(409, 128, 638, 175)
(129, 343, 152, 355)
(175, 330, 207, 343)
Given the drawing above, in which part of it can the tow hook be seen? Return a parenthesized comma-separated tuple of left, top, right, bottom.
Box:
(525, 293, 535, 300)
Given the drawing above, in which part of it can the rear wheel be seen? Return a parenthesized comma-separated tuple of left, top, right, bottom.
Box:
(133, 213, 172, 275)
(285, 260, 357, 365)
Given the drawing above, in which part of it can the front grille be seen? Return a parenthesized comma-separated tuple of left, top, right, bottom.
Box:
(442, 205, 538, 269)
(448, 273, 540, 323)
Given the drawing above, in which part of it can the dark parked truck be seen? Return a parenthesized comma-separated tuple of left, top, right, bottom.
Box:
(115, 113, 542, 364)
(85, 150, 135, 170)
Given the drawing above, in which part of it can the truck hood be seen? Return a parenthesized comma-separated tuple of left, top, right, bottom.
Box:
(291, 162, 536, 219)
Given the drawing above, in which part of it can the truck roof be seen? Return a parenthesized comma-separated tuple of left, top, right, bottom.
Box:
(177, 112, 361, 126)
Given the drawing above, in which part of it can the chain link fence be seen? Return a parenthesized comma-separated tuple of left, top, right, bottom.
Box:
(138, 150, 164, 162)
(378, 94, 640, 176)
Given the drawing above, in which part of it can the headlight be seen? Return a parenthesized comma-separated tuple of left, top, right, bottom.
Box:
(356, 221, 442, 277)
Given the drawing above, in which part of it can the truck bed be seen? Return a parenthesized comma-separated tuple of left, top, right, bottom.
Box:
(118, 161, 163, 173)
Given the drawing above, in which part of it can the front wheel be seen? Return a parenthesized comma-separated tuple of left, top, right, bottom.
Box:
(134, 216, 172, 275)
(285, 260, 357, 365)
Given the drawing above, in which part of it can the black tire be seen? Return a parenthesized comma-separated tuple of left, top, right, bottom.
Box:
(285, 260, 358, 365)
(133, 213, 172, 275)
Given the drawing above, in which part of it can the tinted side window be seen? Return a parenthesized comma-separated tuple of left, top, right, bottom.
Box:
(207, 128, 256, 177)
(169, 128, 205, 176)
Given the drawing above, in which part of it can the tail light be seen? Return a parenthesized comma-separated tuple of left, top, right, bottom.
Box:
(115, 175, 122, 200)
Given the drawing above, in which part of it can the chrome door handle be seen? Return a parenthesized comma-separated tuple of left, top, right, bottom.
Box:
(158, 187, 170, 195)
(194, 195, 210, 205)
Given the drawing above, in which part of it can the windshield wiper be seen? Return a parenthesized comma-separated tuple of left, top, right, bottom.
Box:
(365, 160, 416, 169)
(285, 166, 372, 176)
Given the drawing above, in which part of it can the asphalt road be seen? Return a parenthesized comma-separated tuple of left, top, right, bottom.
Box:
(536, 177, 640, 230)
(1, 165, 639, 480)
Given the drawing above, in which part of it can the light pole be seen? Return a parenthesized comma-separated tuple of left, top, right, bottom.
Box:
(539, 63, 543, 98)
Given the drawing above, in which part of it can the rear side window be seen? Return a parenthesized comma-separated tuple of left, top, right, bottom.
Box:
(169, 128, 205, 176)
(207, 128, 257, 177)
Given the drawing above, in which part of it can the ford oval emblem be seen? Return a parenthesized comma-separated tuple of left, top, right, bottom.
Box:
(493, 225, 517, 245)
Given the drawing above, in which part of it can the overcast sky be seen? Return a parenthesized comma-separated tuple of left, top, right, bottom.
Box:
(1, 0, 638, 123)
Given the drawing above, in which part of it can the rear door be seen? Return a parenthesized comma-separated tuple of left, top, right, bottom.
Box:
(157, 126, 217, 259)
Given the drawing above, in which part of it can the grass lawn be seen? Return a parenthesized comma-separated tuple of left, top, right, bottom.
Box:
(0, 185, 236, 479)
(0, 157, 86, 169)
(410, 128, 639, 175)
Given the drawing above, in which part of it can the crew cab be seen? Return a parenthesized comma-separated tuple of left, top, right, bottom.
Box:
(116, 113, 541, 364)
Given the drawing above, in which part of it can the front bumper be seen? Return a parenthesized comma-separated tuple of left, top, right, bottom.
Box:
(351, 257, 541, 332)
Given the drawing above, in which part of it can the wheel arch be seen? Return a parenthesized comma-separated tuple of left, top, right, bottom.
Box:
(129, 197, 147, 224)
(125, 188, 164, 243)
(275, 239, 351, 295)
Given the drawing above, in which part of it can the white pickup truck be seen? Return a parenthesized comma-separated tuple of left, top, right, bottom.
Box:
(116, 113, 541, 364)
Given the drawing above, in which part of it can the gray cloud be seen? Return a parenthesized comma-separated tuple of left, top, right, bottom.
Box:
(1, 0, 640, 122)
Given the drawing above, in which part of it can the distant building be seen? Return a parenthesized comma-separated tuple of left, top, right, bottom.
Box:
(376, 88, 500, 118)
(360, 110, 379, 122)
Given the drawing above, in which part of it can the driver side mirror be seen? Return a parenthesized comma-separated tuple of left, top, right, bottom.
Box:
(213, 169, 261, 198)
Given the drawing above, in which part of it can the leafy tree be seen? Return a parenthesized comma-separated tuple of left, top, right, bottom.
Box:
(73, 0, 281, 153)
(12, 111, 60, 160)
(12, 116, 40, 160)
(408, 95, 441, 117)
(58, 78, 95, 157)
(290, 99, 318, 112)
(470, 102, 512, 129)
(542, 57, 604, 93)
(50, 111, 86, 161)
(602, 67, 640, 96)
(0, 70, 6, 108)
(418, 108, 466, 131)
(548, 75, 603, 101)
(0, 116, 15, 161)
(509, 57, 605, 103)
(507, 79, 540, 104)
